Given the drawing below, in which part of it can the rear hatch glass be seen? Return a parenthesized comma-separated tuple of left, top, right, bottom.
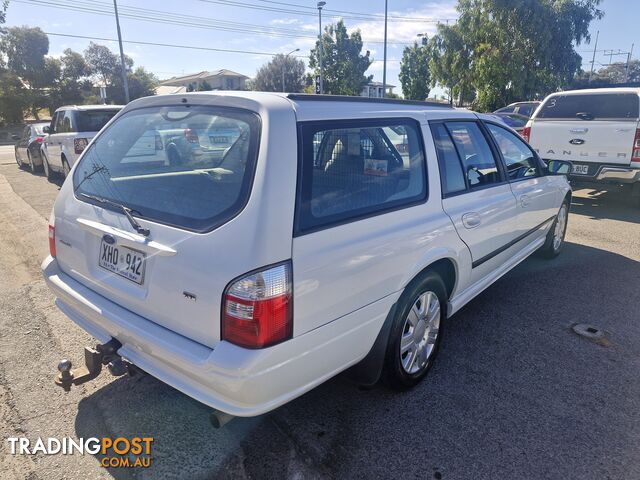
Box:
(72, 105, 260, 232)
(76, 109, 121, 132)
(536, 93, 639, 121)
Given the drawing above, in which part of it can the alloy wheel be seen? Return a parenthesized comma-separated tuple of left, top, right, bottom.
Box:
(553, 204, 567, 251)
(400, 291, 441, 374)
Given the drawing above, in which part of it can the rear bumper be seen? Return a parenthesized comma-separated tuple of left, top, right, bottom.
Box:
(42, 256, 393, 416)
(563, 162, 640, 184)
(594, 166, 640, 183)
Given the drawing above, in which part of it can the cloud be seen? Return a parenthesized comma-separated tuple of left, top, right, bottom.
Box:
(271, 18, 301, 26)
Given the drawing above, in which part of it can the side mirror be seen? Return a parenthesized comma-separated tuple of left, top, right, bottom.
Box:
(546, 159, 572, 175)
(11, 134, 20, 140)
(43, 126, 50, 134)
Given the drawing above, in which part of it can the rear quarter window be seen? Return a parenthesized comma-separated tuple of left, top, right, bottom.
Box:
(537, 93, 640, 120)
(296, 118, 427, 234)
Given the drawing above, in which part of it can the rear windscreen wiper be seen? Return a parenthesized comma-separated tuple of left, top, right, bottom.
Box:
(79, 192, 150, 237)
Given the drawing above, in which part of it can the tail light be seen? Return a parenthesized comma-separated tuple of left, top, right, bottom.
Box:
(184, 129, 199, 144)
(48, 225, 56, 258)
(632, 128, 640, 164)
(74, 138, 89, 154)
(522, 126, 531, 143)
(222, 262, 293, 349)
(35, 136, 44, 144)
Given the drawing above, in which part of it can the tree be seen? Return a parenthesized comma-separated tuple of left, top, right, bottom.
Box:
(399, 36, 431, 101)
(431, 0, 603, 111)
(253, 54, 306, 92)
(0, 1, 8, 32)
(61, 48, 89, 80)
(427, 24, 472, 106)
(309, 20, 372, 95)
(84, 42, 132, 89)
(108, 66, 157, 103)
(0, 26, 52, 118)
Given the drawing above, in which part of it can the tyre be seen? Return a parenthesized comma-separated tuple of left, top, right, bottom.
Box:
(382, 271, 447, 390)
(27, 151, 36, 173)
(62, 157, 70, 178)
(15, 150, 24, 168)
(42, 153, 53, 180)
(539, 200, 569, 258)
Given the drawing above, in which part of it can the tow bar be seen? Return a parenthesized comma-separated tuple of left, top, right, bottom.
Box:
(55, 338, 140, 391)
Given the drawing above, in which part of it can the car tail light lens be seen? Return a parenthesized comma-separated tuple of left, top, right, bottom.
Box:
(522, 126, 531, 143)
(74, 138, 89, 154)
(222, 262, 293, 349)
(35, 136, 44, 143)
(632, 128, 640, 164)
(48, 225, 56, 258)
(184, 129, 199, 144)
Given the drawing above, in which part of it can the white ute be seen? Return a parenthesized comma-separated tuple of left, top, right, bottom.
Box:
(524, 87, 640, 203)
(43, 92, 571, 421)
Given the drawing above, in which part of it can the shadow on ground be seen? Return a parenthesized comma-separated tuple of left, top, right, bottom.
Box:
(570, 186, 639, 223)
(73, 241, 640, 480)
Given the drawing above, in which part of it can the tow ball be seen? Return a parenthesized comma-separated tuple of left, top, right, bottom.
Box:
(55, 338, 138, 391)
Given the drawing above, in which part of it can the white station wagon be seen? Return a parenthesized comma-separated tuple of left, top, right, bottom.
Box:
(43, 92, 571, 425)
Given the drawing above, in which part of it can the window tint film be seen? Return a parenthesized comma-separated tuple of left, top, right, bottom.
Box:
(445, 122, 501, 188)
(297, 119, 426, 232)
(486, 123, 539, 181)
(73, 105, 260, 232)
(431, 123, 466, 195)
(76, 110, 120, 132)
(537, 93, 639, 120)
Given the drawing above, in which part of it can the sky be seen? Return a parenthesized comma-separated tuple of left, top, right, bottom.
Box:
(3, 0, 638, 97)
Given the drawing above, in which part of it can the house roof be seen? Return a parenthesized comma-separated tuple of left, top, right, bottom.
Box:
(366, 81, 396, 88)
(160, 69, 249, 86)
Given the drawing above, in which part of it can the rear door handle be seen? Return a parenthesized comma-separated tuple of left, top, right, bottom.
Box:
(462, 212, 481, 229)
(519, 194, 531, 207)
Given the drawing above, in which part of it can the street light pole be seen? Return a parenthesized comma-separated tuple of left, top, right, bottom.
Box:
(113, 0, 130, 103)
(282, 48, 300, 93)
(588, 30, 599, 83)
(317, 1, 326, 94)
(382, 0, 388, 98)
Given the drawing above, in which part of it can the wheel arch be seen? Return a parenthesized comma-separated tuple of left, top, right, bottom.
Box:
(346, 256, 459, 386)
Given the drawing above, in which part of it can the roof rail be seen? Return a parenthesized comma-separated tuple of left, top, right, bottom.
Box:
(286, 93, 453, 108)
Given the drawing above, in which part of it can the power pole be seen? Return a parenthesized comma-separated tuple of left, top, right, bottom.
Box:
(382, 0, 388, 98)
(588, 30, 599, 83)
(113, 0, 130, 103)
(317, 2, 326, 94)
(625, 43, 635, 83)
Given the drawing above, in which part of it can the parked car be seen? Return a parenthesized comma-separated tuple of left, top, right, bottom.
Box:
(490, 112, 529, 134)
(524, 88, 640, 201)
(41, 105, 123, 180)
(43, 93, 571, 422)
(13, 122, 49, 173)
(494, 101, 541, 118)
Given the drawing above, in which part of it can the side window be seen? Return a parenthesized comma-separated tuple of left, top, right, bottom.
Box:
(486, 123, 539, 181)
(430, 123, 466, 195)
(297, 119, 426, 233)
(50, 113, 59, 134)
(55, 112, 66, 133)
(62, 110, 74, 133)
(22, 126, 31, 139)
(445, 122, 501, 188)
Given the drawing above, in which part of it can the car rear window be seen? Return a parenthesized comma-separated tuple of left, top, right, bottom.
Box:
(76, 110, 121, 132)
(536, 93, 639, 120)
(73, 105, 260, 232)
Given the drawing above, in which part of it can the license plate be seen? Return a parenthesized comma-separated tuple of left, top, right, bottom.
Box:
(571, 164, 590, 175)
(98, 241, 146, 284)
